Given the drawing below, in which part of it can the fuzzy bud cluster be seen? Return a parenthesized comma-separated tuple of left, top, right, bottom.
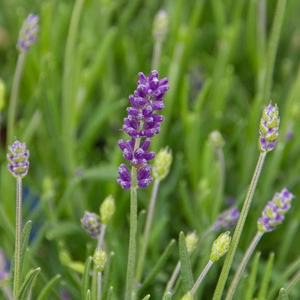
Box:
(100, 195, 116, 225)
(117, 71, 169, 189)
(210, 231, 231, 262)
(17, 14, 39, 52)
(152, 10, 169, 43)
(93, 248, 107, 272)
(258, 103, 280, 153)
(7, 140, 30, 178)
(185, 232, 198, 253)
(81, 212, 101, 238)
(257, 188, 294, 232)
(152, 147, 172, 181)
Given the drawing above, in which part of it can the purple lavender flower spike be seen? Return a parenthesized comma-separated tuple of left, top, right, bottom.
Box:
(7, 140, 30, 178)
(81, 212, 101, 238)
(258, 103, 280, 153)
(117, 71, 169, 189)
(213, 207, 240, 231)
(257, 188, 294, 233)
(17, 14, 39, 52)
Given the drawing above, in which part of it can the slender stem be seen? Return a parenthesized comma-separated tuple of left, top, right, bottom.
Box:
(13, 177, 23, 297)
(97, 224, 106, 250)
(125, 167, 138, 300)
(213, 152, 266, 300)
(262, 0, 287, 103)
(7, 53, 25, 146)
(191, 260, 214, 295)
(225, 231, 264, 300)
(151, 42, 162, 71)
(97, 272, 102, 300)
(135, 179, 160, 283)
(1, 286, 13, 300)
(165, 261, 181, 295)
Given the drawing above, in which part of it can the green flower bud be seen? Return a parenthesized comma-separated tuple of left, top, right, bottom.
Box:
(181, 291, 194, 300)
(209, 130, 225, 149)
(210, 231, 231, 262)
(152, 147, 172, 181)
(152, 10, 169, 43)
(93, 248, 107, 272)
(185, 232, 198, 253)
(100, 195, 116, 225)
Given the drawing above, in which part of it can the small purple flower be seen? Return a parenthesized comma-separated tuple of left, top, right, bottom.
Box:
(7, 140, 30, 178)
(257, 188, 294, 233)
(258, 104, 280, 153)
(81, 212, 101, 238)
(118, 71, 169, 189)
(213, 207, 240, 231)
(17, 14, 39, 52)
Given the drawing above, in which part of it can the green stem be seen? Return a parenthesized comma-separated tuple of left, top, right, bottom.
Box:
(125, 167, 138, 300)
(191, 260, 214, 295)
(13, 177, 23, 297)
(135, 179, 160, 284)
(7, 53, 25, 146)
(213, 152, 266, 300)
(262, 0, 287, 103)
(151, 42, 162, 71)
(225, 231, 264, 300)
(97, 272, 102, 300)
(164, 261, 181, 295)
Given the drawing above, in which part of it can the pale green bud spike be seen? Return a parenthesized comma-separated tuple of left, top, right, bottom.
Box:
(100, 195, 116, 225)
(93, 248, 107, 272)
(152, 10, 169, 43)
(210, 231, 231, 262)
(185, 232, 198, 253)
(0, 78, 5, 111)
(209, 130, 225, 149)
(152, 147, 172, 181)
(181, 291, 194, 300)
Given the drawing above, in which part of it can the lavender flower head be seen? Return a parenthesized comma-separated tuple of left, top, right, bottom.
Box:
(17, 14, 39, 52)
(258, 103, 280, 153)
(213, 207, 240, 231)
(117, 71, 169, 189)
(81, 212, 101, 238)
(7, 140, 30, 178)
(257, 188, 294, 232)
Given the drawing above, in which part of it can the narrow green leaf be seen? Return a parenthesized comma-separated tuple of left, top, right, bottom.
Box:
(105, 286, 113, 300)
(245, 252, 261, 300)
(85, 289, 91, 300)
(36, 274, 61, 300)
(102, 252, 115, 300)
(258, 252, 274, 300)
(139, 239, 176, 292)
(278, 288, 289, 300)
(179, 232, 194, 293)
(81, 256, 93, 300)
(141, 295, 150, 300)
(163, 292, 172, 300)
(18, 268, 40, 300)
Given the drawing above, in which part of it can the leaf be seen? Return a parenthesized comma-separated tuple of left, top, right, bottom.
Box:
(102, 252, 115, 300)
(278, 288, 289, 300)
(139, 239, 176, 292)
(85, 289, 91, 300)
(141, 295, 150, 300)
(18, 268, 40, 300)
(258, 252, 274, 300)
(179, 232, 194, 293)
(245, 252, 261, 300)
(81, 256, 93, 300)
(163, 292, 173, 300)
(105, 286, 113, 300)
(36, 274, 61, 300)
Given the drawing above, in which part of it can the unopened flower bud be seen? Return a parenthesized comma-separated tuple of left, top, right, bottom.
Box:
(210, 231, 231, 262)
(152, 147, 172, 181)
(181, 291, 194, 300)
(213, 207, 240, 231)
(209, 131, 225, 149)
(81, 212, 101, 238)
(152, 10, 169, 43)
(100, 195, 116, 225)
(17, 14, 39, 52)
(258, 103, 280, 153)
(93, 248, 107, 272)
(7, 140, 30, 178)
(185, 232, 198, 253)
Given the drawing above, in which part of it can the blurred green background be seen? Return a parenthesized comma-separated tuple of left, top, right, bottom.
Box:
(1, 0, 300, 299)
